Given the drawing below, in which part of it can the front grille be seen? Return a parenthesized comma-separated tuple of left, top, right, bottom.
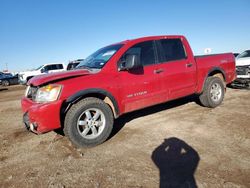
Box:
(27, 86, 38, 100)
(236, 66, 249, 76)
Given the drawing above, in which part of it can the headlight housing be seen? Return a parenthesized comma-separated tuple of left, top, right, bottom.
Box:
(35, 84, 62, 103)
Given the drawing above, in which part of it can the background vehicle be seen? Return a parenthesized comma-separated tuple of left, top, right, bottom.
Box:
(18, 63, 66, 84)
(21, 35, 236, 147)
(233, 50, 250, 88)
(0, 72, 19, 86)
(67, 59, 83, 70)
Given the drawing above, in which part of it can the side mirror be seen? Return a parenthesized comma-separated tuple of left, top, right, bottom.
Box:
(41, 68, 45, 73)
(119, 54, 141, 71)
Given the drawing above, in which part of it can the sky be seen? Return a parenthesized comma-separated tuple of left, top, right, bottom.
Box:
(0, 0, 250, 72)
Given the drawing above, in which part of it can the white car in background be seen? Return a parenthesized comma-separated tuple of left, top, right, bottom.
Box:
(234, 50, 250, 87)
(19, 63, 66, 84)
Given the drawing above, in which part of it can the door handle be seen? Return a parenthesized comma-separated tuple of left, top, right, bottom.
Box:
(186, 63, 193, 68)
(154, 69, 164, 74)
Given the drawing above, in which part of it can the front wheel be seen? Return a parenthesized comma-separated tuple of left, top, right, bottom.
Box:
(64, 97, 114, 147)
(199, 77, 225, 108)
(2, 80, 10, 86)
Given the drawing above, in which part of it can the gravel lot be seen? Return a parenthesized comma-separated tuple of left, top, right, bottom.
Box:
(0, 85, 249, 188)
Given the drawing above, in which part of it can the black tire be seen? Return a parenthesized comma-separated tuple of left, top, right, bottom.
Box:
(64, 97, 114, 147)
(199, 77, 225, 108)
(2, 80, 10, 86)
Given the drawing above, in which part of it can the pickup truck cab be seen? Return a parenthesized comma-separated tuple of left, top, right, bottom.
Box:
(18, 63, 66, 84)
(21, 35, 236, 147)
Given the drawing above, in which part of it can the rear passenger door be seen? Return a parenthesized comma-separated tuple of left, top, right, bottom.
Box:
(157, 39, 196, 100)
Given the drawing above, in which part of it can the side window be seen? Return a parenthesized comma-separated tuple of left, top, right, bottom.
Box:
(159, 39, 186, 62)
(122, 41, 156, 66)
(57, 64, 63, 69)
(43, 65, 49, 71)
(45, 65, 55, 71)
(50, 65, 58, 70)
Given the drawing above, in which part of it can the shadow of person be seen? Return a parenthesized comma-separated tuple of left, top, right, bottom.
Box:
(152, 137, 200, 188)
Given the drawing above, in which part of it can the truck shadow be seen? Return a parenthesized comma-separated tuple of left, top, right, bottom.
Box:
(110, 94, 198, 139)
(56, 95, 199, 138)
(0, 88, 8, 91)
(152, 137, 200, 188)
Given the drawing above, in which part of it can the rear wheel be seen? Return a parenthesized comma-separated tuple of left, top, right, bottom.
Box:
(2, 80, 10, 86)
(64, 97, 114, 147)
(199, 77, 225, 108)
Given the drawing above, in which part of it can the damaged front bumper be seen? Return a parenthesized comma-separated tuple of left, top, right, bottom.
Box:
(21, 97, 63, 133)
(23, 112, 39, 134)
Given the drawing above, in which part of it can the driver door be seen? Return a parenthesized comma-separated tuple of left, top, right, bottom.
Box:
(118, 40, 165, 113)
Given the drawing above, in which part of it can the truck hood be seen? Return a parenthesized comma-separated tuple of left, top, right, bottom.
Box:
(29, 69, 92, 86)
(236, 57, 250, 66)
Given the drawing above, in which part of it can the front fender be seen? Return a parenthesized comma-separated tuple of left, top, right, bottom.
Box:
(66, 88, 120, 116)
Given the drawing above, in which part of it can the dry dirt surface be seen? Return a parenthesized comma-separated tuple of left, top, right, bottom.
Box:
(0, 85, 249, 188)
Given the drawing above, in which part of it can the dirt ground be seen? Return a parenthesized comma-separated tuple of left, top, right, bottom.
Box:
(0, 85, 249, 188)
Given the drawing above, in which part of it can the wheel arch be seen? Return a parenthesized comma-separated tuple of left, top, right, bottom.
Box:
(207, 67, 226, 81)
(63, 88, 120, 120)
(201, 67, 226, 92)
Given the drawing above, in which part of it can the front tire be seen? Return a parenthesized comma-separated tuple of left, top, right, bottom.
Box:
(64, 97, 114, 147)
(199, 77, 225, 108)
(2, 80, 10, 86)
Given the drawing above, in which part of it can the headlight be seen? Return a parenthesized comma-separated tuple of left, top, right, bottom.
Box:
(35, 84, 62, 103)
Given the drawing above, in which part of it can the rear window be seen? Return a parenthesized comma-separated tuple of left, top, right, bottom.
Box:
(159, 39, 186, 62)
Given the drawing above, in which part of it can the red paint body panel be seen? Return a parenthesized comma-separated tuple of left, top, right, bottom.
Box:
(195, 54, 236, 92)
(21, 35, 236, 133)
(21, 97, 62, 132)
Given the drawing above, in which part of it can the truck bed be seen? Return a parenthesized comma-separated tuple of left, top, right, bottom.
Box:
(194, 53, 236, 92)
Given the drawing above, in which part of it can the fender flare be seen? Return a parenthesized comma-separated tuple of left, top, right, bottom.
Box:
(66, 88, 120, 116)
(200, 67, 226, 92)
(207, 67, 226, 81)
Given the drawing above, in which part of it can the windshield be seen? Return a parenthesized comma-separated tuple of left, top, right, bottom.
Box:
(76, 44, 123, 69)
(237, 50, 250, 59)
(34, 65, 43, 70)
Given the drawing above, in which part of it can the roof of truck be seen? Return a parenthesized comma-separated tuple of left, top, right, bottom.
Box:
(118, 35, 185, 44)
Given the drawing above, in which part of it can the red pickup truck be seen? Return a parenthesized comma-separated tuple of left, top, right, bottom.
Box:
(21, 35, 236, 147)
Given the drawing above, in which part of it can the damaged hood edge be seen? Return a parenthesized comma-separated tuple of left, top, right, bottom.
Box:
(28, 69, 92, 86)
